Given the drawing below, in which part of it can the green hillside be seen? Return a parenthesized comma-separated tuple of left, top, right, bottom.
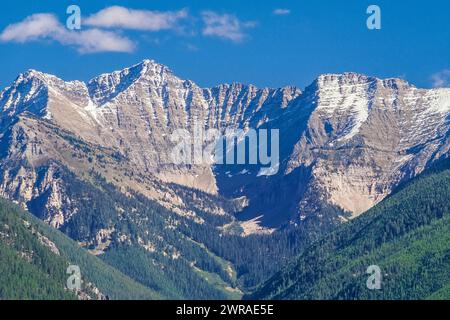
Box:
(0, 197, 163, 300)
(3, 157, 449, 300)
(247, 158, 450, 300)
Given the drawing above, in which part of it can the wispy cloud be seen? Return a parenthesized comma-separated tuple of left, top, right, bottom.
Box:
(0, 8, 255, 52)
(431, 69, 450, 88)
(185, 43, 199, 52)
(0, 13, 135, 53)
(273, 9, 291, 15)
(85, 6, 188, 32)
(201, 11, 256, 43)
(0, 13, 60, 42)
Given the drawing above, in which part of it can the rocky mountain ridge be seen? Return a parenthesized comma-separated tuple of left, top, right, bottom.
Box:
(0, 60, 449, 231)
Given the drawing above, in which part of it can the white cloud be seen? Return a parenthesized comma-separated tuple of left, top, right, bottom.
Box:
(273, 9, 291, 15)
(61, 29, 136, 53)
(85, 6, 188, 31)
(431, 69, 450, 88)
(0, 13, 59, 42)
(1, 8, 255, 51)
(0, 13, 135, 53)
(201, 11, 256, 43)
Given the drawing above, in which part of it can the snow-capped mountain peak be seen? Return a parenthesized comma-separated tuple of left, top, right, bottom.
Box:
(87, 59, 178, 106)
(0, 60, 449, 227)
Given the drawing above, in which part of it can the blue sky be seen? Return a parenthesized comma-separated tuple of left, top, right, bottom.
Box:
(0, 0, 449, 90)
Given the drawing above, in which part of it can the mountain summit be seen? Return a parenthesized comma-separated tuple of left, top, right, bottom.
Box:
(0, 59, 449, 299)
(0, 59, 449, 231)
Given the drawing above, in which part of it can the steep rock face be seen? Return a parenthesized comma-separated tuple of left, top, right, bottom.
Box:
(81, 61, 301, 193)
(0, 112, 228, 231)
(285, 74, 450, 217)
(0, 61, 449, 232)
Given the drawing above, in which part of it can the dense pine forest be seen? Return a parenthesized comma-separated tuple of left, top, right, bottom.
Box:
(247, 158, 450, 300)
(1, 156, 449, 300)
(0, 197, 163, 300)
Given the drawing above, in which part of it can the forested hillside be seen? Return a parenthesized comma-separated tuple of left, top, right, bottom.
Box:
(247, 158, 450, 300)
(0, 197, 163, 300)
(0, 168, 320, 300)
(47, 170, 317, 298)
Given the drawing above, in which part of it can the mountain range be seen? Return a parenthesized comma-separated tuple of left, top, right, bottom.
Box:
(0, 59, 449, 299)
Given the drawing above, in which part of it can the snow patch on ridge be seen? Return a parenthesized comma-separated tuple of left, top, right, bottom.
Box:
(315, 73, 372, 141)
(427, 89, 450, 114)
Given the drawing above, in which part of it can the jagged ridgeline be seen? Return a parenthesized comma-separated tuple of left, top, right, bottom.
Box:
(1, 60, 449, 230)
(0, 59, 449, 299)
(247, 158, 450, 300)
